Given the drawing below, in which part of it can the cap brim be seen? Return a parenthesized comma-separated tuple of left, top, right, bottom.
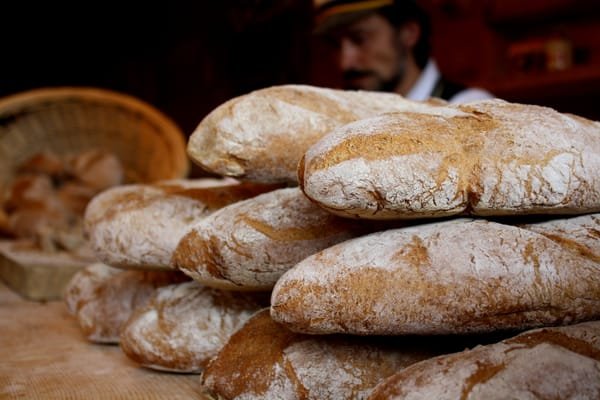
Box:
(313, 9, 375, 35)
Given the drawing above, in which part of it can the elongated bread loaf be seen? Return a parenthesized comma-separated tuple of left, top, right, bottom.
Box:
(300, 99, 600, 219)
(201, 308, 467, 400)
(120, 281, 269, 373)
(368, 320, 600, 400)
(84, 178, 275, 270)
(64, 263, 189, 343)
(271, 214, 600, 335)
(172, 187, 383, 291)
(187, 84, 453, 184)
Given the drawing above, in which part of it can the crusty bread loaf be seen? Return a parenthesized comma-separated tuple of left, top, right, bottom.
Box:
(187, 84, 452, 184)
(201, 308, 466, 400)
(120, 281, 269, 373)
(368, 320, 600, 400)
(271, 214, 600, 335)
(84, 178, 275, 270)
(65, 263, 119, 317)
(300, 99, 600, 219)
(172, 187, 385, 291)
(64, 263, 189, 343)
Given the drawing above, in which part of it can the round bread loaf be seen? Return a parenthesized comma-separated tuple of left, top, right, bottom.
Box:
(368, 320, 600, 400)
(271, 214, 600, 335)
(300, 99, 600, 219)
(120, 281, 269, 373)
(84, 178, 275, 270)
(172, 187, 382, 291)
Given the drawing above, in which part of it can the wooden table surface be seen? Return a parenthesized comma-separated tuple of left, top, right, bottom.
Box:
(0, 281, 209, 399)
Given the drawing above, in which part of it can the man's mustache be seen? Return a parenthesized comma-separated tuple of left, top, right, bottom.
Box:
(342, 69, 375, 81)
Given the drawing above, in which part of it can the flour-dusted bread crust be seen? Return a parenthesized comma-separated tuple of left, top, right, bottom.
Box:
(64, 263, 188, 343)
(518, 213, 600, 256)
(84, 178, 275, 270)
(65, 263, 120, 317)
(188, 84, 451, 184)
(172, 187, 382, 291)
(368, 320, 600, 400)
(120, 281, 269, 373)
(201, 309, 462, 400)
(300, 99, 600, 219)
(271, 214, 600, 335)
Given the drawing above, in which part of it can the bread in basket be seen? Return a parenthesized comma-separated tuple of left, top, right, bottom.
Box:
(0, 86, 189, 300)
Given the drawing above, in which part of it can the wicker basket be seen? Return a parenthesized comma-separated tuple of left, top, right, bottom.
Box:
(0, 87, 189, 193)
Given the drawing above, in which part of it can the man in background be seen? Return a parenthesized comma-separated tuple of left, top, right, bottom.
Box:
(313, 0, 493, 103)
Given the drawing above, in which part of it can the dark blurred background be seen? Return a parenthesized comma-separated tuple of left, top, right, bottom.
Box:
(2, 0, 600, 138)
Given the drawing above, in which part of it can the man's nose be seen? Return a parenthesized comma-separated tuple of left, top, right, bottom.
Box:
(339, 39, 360, 71)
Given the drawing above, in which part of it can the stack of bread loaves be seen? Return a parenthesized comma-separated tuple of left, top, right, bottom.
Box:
(180, 85, 600, 399)
(69, 84, 599, 398)
(67, 84, 443, 375)
(65, 178, 276, 372)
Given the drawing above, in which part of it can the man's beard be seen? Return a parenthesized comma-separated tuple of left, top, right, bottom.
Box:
(342, 44, 408, 92)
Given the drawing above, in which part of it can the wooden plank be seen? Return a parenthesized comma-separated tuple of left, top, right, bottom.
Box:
(0, 282, 210, 399)
(0, 240, 90, 301)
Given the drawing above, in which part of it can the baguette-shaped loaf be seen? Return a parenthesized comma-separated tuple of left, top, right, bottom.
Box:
(84, 178, 275, 270)
(64, 263, 189, 343)
(172, 187, 381, 291)
(120, 281, 269, 373)
(187, 84, 455, 184)
(201, 308, 463, 400)
(368, 320, 600, 400)
(271, 214, 600, 335)
(300, 99, 600, 219)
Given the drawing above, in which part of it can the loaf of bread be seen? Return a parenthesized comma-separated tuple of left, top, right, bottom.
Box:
(172, 187, 384, 291)
(64, 263, 188, 343)
(271, 213, 600, 335)
(65, 149, 124, 191)
(300, 99, 600, 219)
(368, 320, 600, 400)
(84, 178, 275, 270)
(187, 84, 452, 184)
(120, 281, 269, 373)
(200, 308, 467, 400)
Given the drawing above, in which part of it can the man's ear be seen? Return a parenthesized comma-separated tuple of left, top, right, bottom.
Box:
(397, 20, 420, 49)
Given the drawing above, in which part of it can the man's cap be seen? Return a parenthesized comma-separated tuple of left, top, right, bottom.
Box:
(312, 0, 395, 34)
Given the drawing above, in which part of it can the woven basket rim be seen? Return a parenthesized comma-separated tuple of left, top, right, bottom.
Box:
(0, 86, 190, 179)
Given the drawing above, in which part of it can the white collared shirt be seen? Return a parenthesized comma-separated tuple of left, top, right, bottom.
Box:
(406, 59, 494, 104)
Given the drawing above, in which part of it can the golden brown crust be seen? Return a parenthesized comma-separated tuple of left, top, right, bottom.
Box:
(201, 309, 456, 400)
(271, 214, 600, 335)
(368, 321, 600, 400)
(171, 188, 386, 291)
(187, 84, 443, 184)
(85, 180, 276, 228)
(201, 309, 301, 398)
(84, 179, 276, 270)
(301, 99, 600, 219)
(120, 281, 268, 373)
(308, 113, 493, 174)
(63, 263, 189, 343)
